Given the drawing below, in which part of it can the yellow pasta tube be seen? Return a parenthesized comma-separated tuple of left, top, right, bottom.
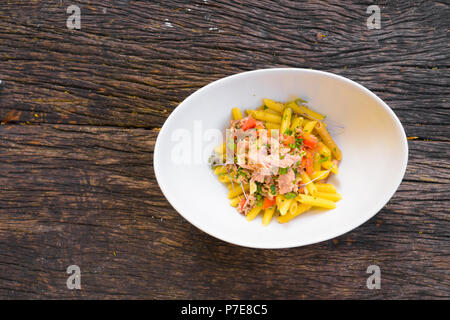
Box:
(246, 110, 282, 123)
(314, 192, 342, 202)
(214, 143, 226, 154)
(257, 104, 265, 110)
(290, 102, 325, 120)
(315, 122, 342, 160)
(315, 183, 337, 193)
(262, 206, 276, 226)
(313, 153, 321, 172)
(321, 160, 338, 174)
(228, 184, 250, 199)
(277, 204, 312, 223)
(280, 107, 292, 134)
(229, 196, 243, 207)
(264, 122, 280, 130)
(246, 205, 263, 221)
(218, 174, 232, 184)
(300, 171, 317, 195)
(275, 195, 282, 208)
(263, 98, 285, 113)
(278, 197, 293, 216)
(213, 165, 227, 175)
(232, 107, 243, 120)
(302, 120, 317, 133)
(290, 116, 304, 131)
(296, 194, 336, 209)
(288, 200, 298, 215)
(265, 108, 281, 115)
(311, 170, 330, 181)
(317, 142, 331, 158)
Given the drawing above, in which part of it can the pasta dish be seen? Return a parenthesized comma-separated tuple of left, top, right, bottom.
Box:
(210, 98, 342, 225)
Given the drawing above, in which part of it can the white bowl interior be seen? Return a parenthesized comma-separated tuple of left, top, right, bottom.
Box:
(154, 69, 408, 248)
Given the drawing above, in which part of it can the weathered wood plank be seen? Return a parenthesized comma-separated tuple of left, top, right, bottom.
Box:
(0, 0, 448, 132)
(0, 124, 448, 299)
(0, 0, 448, 300)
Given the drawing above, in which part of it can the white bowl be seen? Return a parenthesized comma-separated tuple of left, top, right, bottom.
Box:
(154, 68, 408, 249)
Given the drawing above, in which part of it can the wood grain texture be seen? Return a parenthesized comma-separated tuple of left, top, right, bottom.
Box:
(0, 0, 449, 299)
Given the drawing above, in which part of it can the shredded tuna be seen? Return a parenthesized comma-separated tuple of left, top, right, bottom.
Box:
(278, 169, 295, 194)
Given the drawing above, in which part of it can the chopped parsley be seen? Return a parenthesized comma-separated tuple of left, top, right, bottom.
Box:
(270, 185, 276, 195)
(284, 128, 293, 135)
(318, 156, 329, 164)
(256, 182, 262, 194)
(279, 167, 288, 175)
(284, 192, 297, 199)
(236, 167, 248, 179)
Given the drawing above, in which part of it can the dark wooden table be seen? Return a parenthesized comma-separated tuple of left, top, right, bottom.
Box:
(0, 0, 448, 299)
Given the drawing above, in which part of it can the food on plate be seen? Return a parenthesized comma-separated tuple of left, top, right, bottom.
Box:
(210, 98, 342, 225)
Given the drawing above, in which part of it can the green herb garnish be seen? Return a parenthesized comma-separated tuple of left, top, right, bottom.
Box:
(284, 192, 297, 199)
(270, 185, 276, 195)
(279, 167, 288, 175)
(284, 128, 293, 135)
(318, 156, 329, 164)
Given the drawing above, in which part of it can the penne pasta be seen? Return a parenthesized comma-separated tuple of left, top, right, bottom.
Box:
(288, 200, 298, 215)
(302, 120, 317, 134)
(229, 196, 243, 207)
(317, 142, 331, 158)
(213, 165, 227, 175)
(278, 197, 294, 216)
(314, 192, 342, 202)
(246, 205, 263, 221)
(300, 171, 317, 195)
(313, 153, 321, 172)
(214, 143, 226, 154)
(246, 110, 282, 123)
(265, 108, 281, 115)
(280, 107, 292, 135)
(296, 194, 336, 209)
(315, 122, 342, 160)
(218, 174, 232, 184)
(264, 122, 280, 130)
(311, 170, 330, 181)
(232, 107, 243, 120)
(315, 183, 337, 193)
(277, 204, 312, 223)
(262, 206, 276, 226)
(263, 98, 285, 113)
(291, 102, 325, 120)
(321, 160, 338, 174)
(290, 116, 304, 131)
(228, 184, 249, 199)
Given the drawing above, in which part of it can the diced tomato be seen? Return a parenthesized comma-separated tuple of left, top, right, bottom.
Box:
(305, 152, 314, 175)
(262, 197, 276, 209)
(303, 134, 318, 149)
(239, 198, 246, 211)
(283, 135, 295, 146)
(241, 117, 256, 131)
